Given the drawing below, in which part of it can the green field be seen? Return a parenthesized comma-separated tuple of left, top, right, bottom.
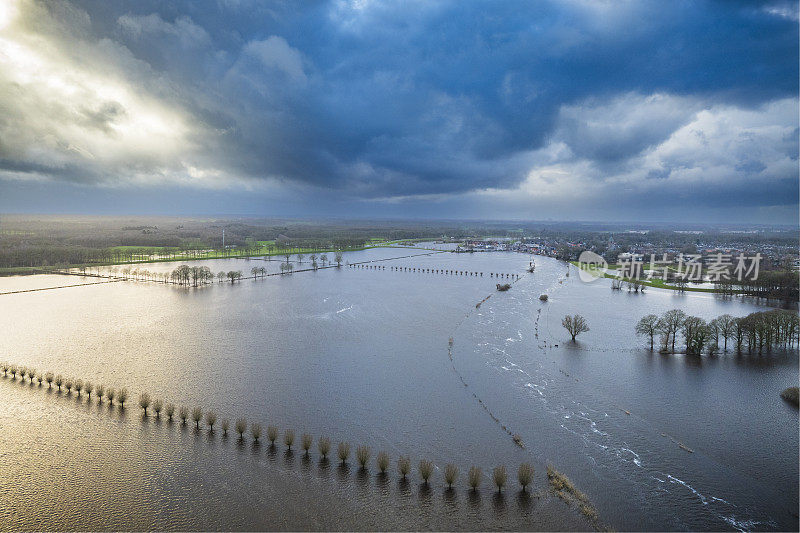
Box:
(569, 261, 730, 294)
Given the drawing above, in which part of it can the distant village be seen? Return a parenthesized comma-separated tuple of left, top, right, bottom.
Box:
(449, 233, 799, 271)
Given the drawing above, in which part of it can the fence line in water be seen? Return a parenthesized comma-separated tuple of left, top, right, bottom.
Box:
(349, 264, 521, 279)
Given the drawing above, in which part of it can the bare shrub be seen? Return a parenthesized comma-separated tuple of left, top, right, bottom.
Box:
(419, 459, 434, 484)
(444, 463, 458, 488)
(301, 433, 313, 453)
(205, 411, 217, 430)
(235, 418, 247, 438)
(398, 456, 411, 479)
(518, 463, 534, 491)
(117, 388, 128, 407)
(468, 466, 482, 490)
(376, 452, 389, 473)
(139, 393, 151, 414)
(493, 466, 507, 492)
(318, 437, 331, 459)
(284, 429, 295, 449)
(191, 407, 202, 428)
(356, 445, 371, 468)
(337, 441, 350, 464)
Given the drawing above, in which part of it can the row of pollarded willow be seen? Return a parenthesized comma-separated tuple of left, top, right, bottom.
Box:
(173, 265, 243, 285)
(0, 364, 130, 406)
(0, 365, 545, 494)
(131, 393, 540, 492)
(635, 308, 799, 355)
(99, 265, 246, 286)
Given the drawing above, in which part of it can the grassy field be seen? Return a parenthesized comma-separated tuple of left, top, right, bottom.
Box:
(0, 238, 438, 275)
(569, 261, 731, 293)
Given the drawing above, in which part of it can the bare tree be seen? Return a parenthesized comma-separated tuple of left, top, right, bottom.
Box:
(716, 314, 737, 352)
(661, 309, 687, 353)
(635, 314, 659, 350)
(562, 314, 589, 341)
(682, 316, 709, 355)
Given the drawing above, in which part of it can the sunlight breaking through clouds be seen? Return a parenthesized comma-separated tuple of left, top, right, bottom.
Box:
(0, 0, 796, 221)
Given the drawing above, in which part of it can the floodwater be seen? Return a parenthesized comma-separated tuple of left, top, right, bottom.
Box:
(0, 247, 796, 531)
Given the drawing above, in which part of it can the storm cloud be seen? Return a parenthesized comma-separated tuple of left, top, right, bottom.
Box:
(0, 0, 797, 221)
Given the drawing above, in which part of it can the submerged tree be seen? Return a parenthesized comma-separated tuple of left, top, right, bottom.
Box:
(284, 429, 295, 450)
(660, 309, 687, 353)
(635, 314, 659, 350)
(235, 418, 247, 438)
(267, 425, 279, 445)
(301, 433, 313, 454)
(397, 456, 411, 479)
(518, 463, 534, 491)
(337, 442, 351, 464)
(356, 445, 371, 468)
(562, 314, 590, 341)
(493, 465, 507, 492)
(192, 407, 203, 428)
(715, 314, 737, 352)
(444, 463, 458, 488)
(419, 459, 434, 484)
(152, 399, 163, 418)
(318, 437, 331, 459)
(468, 466, 482, 490)
(376, 452, 390, 474)
(205, 411, 217, 430)
(139, 393, 151, 415)
(118, 388, 128, 407)
(251, 423, 262, 442)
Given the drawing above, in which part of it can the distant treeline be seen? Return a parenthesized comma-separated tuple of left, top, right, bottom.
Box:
(0, 216, 472, 268)
(712, 271, 798, 305)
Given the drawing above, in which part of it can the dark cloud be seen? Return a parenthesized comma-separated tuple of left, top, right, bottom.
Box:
(0, 0, 797, 221)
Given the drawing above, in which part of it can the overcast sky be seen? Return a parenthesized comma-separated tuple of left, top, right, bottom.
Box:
(0, 0, 797, 223)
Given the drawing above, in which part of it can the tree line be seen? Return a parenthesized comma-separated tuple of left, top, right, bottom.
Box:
(636, 309, 799, 355)
(0, 361, 569, 498)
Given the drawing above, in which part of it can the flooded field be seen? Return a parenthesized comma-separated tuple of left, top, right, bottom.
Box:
(0, 248, 796, 531)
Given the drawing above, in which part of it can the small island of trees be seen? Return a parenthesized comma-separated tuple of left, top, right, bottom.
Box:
(636, 309, 799, 355)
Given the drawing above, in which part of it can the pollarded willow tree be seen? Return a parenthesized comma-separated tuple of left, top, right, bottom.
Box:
(562, 314, 589, 341)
